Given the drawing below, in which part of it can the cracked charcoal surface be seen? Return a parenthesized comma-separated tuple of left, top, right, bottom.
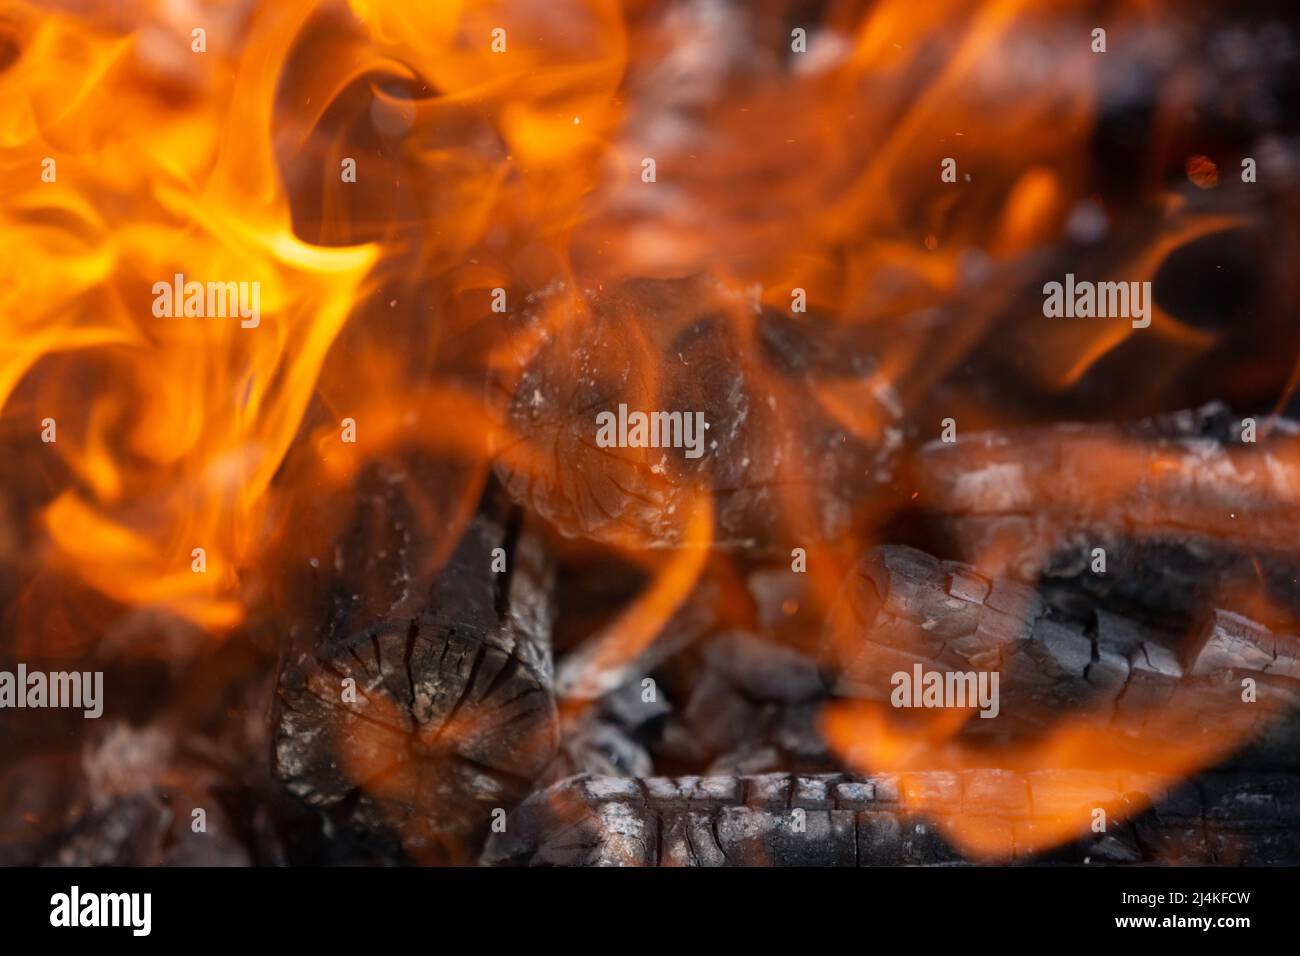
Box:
(492, 275, 902, 551)
(914, 404, 1300, 629)
(820, 545, 1300, 759)
(481, 771, 1300, 866)
(272, 491, 559, 864)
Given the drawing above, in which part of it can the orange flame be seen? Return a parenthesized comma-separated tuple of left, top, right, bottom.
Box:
(1, 0, 1294, 866)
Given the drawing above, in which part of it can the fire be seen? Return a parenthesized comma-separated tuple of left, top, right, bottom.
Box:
(2, 0, 1295, 865)
(1, 0, 377, 645)
(821, 674, 1289, 860)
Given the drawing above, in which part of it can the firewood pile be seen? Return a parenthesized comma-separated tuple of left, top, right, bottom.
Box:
(9, 398, 1300, 866)
(1, 0, 1299, 870)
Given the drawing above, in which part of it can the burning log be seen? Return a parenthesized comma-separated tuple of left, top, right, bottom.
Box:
(820, 545, 1300, 752)
(480, 771, 1300, 865)
(7, 0, 1300, 875)
(491, 275, 901, 551)
(272, 487, 559, 864)
(912, 405, 1300, 629)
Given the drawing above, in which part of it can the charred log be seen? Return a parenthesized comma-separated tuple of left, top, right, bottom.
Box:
(491, 275, 901, 552)
(820, 545, 1300, 760)
(272, 488, 558, 864)
(481, 771, 1300, 866)
(912, 404, 1300, 629)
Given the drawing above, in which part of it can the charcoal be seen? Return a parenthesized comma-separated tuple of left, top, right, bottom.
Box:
(544, 718, 653, 782)
(483, 776, 655, 867)
(0, 718, 275, 867)
(747, 568, 810, 630)
(681, 672, 757, 755)
(0, 758, 252, 867)
(482, 770, 1300, 865)
(491, 276, 900, 551)
(600, 676, 672, 730)
(41, 794, 172, 866)
(79, 723, 174, 798)
(655, 721, 713, 766)
(272, 495, 558, 864)
(650, 642, 832, 780)
(1088, 609, 1137, 692)
(914, 405, 1300, 629)
(1224, 707, 1300, 770)
(11, 0, 1300, 874)
(822, 544, 1300, 750)
(702, 631, 825, 704)
(768, 703, 831, 762)
(299, 455, 482, 645)
(746, 565, 821, 653)
(713, 806, 858, 866)
(1084, 827, 1144, 864)
(554, 569, 718, 700)
(1185, 611, 1278, 675)
(701, 703, 831, 776)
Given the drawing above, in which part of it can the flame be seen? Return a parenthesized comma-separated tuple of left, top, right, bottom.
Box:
(2, 0, 1256, 638)
(2, 0, 1295, 865)
(1, 0, 378, 642)
(822, 674, 1289, 859)
(821, 426, 1300, 858)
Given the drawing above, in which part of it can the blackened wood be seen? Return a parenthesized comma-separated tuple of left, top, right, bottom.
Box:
(541, 715, 653, 786)
(913, 405, 1300, 629)
(643, 631, 834, 775)
(492, 275, 901, 551)
(553, 565, 720, 700)
(820, 545, 1300, 755)
(481, 771, 1300, 866)
(273, 490, 558, 864)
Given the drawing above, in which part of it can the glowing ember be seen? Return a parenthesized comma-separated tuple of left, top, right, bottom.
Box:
(1186, 154, 1220, 189)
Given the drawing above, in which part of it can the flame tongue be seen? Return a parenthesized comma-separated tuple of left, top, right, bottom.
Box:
(1, 0, 1296, 867)
(1, 1, 379, 643)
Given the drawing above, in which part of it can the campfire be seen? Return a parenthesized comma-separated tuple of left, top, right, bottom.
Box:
(1, 0, 1298, 868)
